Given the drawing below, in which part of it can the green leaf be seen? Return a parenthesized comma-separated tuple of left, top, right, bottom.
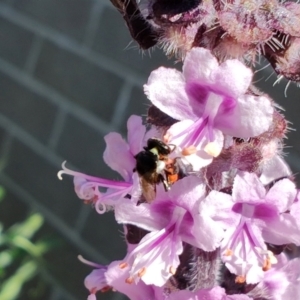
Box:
(8, 236, 44, 258)
(0, 251, 13, 268)
(0, 260, 38, 300)
(8, 213, 44, 240)
(0, 186, 5, 202)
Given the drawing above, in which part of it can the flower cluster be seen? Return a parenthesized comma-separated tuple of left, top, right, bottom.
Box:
(59, 45, 300, 299)
(112, 0, 300, 84)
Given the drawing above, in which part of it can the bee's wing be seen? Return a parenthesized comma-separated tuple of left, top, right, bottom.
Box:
(139, 176, 157, 204)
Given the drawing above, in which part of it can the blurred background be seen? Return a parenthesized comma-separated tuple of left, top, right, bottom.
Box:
(0, 0, 299, 299)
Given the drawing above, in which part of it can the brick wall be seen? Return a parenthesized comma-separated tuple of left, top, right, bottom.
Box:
(0, 1, 299, 299)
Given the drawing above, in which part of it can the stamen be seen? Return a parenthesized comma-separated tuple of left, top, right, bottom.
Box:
(262, 250, 277, 271)
(125, 277, 134, 284)
(84, 195, 98, 204)
(181, 145, 197, 156)
(91, 288, 97, 294)
(169, 266, 177, 275)
(138, 267, 147, 277)
(224, 249, 233, 256)
(163, 132, 172, 143)
(235, 275, 246, 284)
(100, 286, 111, 293)
(204, 142, 220, 157)
(119, 262, 129, 269)
(262, 258, 272, 271)
(267, 251, 277, 264)
(77, 255, 103, 268)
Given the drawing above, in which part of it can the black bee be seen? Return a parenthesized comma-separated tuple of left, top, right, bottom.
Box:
(134, 138, 187, 203)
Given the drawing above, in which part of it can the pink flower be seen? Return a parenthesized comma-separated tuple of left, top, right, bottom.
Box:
(114, 176, 224, 286)
(144, 48, 273, 170)
(105, 260, 155, 300)
(164, 286, 252, 300)
(250, 256, 300, 300)
(57, 115, 149, 213)
(202, 171, 300, 283)
(82, 257, 155, 300)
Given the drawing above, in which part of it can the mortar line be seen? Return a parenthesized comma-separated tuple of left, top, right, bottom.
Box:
(24, 34, 43, 75)
(83, 0, 105, 48)
(0, 57, 113, 135)
(74, 204, 92, 235)
(0, 131, 13, 171)
(0, 172, 109, 264)
(111, 81, 133, 129)
(0, 2, 145, 86)
(0, 112, 66, 167)
(48, 108, 67, 151)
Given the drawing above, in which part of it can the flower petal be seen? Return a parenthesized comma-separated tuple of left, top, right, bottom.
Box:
(215, 94, 273, 138)
(183, 47, 219, 86)
(232, 172, 266, 203)
(103, 132, 136, 181)
(190, 212, 224, 251)
(203, 190, 239, 229)
(262, 213, 300, 245)
(114, 201, 162, 232)
(211, 59, 252, 98)
(127, 115, 146, 156)
(265, 178, 296, 212)
(144, 67, 195, 121)
(260, 155, 292, 185)
(105, 261, 155, 300)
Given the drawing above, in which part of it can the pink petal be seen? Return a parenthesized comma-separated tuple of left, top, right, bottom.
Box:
(290, 195, 300, 229)
(212, 59, 252, 98)
(103, 132, 136, 181)
(84, 269, 107, 293)
(167, 119, 195, 145)
(232, 172, 266, 203)
(203, 191, 239, 229)
(215, 94, 273, 138)
(105, 261, 155, 300)
(183, 47, 219, 85)
(114, 201, 163, 232)
(182, 152, 213, 171)
(262, 213, 300, 245)
(135, 230, 183, 286)
(87, 295, 96, 300)
(260, 155, 292, 185)
(127, 115, 146, 156)
(190, 212, 224, 251)
(166, 176, 206, 211)
(265, 178, 296, 212)
(144, 67, 195, 121)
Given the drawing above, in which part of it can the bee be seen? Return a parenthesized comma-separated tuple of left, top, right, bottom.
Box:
(134, 138, 186, 203)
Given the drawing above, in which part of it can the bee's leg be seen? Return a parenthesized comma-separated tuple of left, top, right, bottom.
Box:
(158, 173, 171, 191)
(168, 144, 177, 153)
(173, 157, 193, 179)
